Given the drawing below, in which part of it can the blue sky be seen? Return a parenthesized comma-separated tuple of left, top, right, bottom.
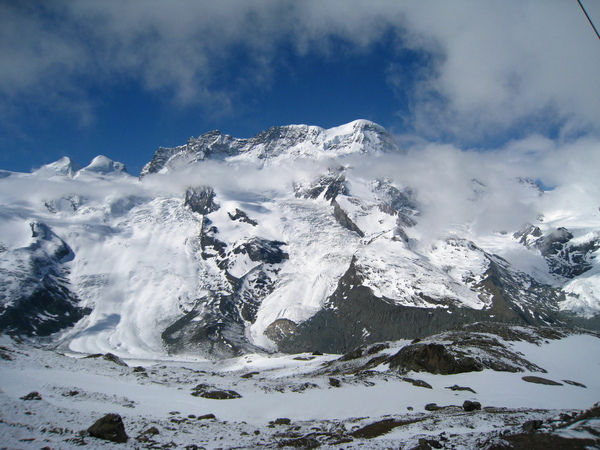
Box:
(1, 1, 599, 175)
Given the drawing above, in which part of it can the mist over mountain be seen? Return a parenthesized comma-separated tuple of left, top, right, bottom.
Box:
(0, 120, 599, 359)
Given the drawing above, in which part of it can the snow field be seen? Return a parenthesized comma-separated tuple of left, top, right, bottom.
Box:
(1, 332, 599, 449)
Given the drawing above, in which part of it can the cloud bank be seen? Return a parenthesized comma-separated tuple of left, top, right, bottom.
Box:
(1, 1, 599, 143)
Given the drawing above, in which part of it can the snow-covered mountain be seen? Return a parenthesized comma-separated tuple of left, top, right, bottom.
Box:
(1, 120, 599, 359)
(139, 120, 399, 176)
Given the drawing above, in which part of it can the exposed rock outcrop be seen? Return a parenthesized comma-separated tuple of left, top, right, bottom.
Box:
(273, 249, 567, 354)
(185, 186, 219, 215)
(388, 342, 483, 375)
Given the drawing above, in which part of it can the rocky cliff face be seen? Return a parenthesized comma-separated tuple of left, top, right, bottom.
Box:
(0, 222, 88, 336)
(272, 246, 567, 354)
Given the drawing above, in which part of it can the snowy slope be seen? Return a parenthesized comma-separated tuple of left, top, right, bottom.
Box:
(0, 325, 598, 449)
(0, 121, 599, 359)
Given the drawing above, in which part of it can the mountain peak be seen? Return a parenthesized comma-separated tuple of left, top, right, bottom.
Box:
(78, 155, 128, 176)
(34, 156, 82, 178)
(32, 155, 128, 178)
(141, 120, 402, 176)
(338, 119, 386, 132)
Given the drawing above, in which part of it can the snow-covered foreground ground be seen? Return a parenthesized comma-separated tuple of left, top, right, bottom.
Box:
(1, 331, 599, 449)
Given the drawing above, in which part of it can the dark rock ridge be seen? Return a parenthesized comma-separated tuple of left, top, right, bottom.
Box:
(386, 331, 547, 375)
(314, 323, 596, 379)
(331, 198, 364, 237)
(84, 352, 129, 367)
(372, 178, 419, 227)
(229, 238, 288, 266)
(294, 168, 348, 201)
(388, 343, 484, 375)
(228, 208, 258, 226)
(0, 222, 89, 337)
(162, 292, 261, 359)
(295, 171, 418, 238)
(264, 318, 298, 343)
(274, 247, 567, 354)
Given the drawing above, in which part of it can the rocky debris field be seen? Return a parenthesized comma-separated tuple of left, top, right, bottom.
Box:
(1, 324, 599, 449)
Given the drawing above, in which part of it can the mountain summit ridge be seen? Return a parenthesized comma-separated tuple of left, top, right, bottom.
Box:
(140, 119, 401, 177)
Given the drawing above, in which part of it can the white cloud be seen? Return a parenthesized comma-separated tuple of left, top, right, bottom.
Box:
(0, 1, 599, 142)
(397, 1, 600, 142)
(343, 128, 600, 239)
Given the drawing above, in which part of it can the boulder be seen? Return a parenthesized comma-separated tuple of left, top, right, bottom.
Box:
(271, 418, 291, 425)
(329, 377, 342, 387)
(462, 400, 481, 412)
(522, 419, 543, 433)
(350, 417, 425, 439)
(197, 389, 241, 400)
(103, 353, 128, 367)
(191, 384, 241, 399)
(418, 438, 443, 449)
(84, 352, 128, 367)
(240, 371, 259, 379)
(425, 403, 441, 411)
(446, 384, 477, 394)
(143, 426, 159, 435)
(402, 377, 433, 389)
(87, 413, 128, 443)
(20, 391, 42, 401)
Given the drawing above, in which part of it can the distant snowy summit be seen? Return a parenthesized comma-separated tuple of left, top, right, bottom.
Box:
(78, 155, 128, 176)
(33, 155, 129, 179)
(34, 156, 83, 177)
(141, 119, 401, 176)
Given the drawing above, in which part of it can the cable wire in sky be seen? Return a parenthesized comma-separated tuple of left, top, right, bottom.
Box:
(577, 0, 600, 40)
